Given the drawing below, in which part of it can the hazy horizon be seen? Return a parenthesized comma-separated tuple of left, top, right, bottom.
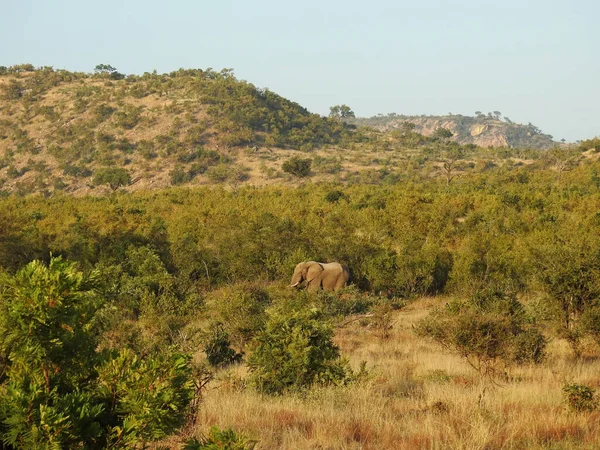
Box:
(2, 0, 598, 142)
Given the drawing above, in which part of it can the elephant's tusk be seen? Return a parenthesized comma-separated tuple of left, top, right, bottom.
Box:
(290, 282, 300, 287)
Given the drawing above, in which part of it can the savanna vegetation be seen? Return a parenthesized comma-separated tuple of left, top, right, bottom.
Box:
(0, 64, 581, 197)
(1, 63, 600, 449)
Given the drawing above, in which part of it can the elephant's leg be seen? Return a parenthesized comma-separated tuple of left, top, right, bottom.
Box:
(307, 279, 321, 291)
(333, 275, 348, 291)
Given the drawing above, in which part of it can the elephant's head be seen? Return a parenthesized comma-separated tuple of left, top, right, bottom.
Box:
(290, 261, 323, 288)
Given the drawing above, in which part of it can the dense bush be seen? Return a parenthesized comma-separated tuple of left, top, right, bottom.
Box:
(184, 427, 257, 450)
(530, 231, 600, 356)
(93, 167, 131, 190)
(205, 284, 270, 349)
(282, 156, 312, 178)
(247, 308, 350, 394)
(0, 257, 194, 448)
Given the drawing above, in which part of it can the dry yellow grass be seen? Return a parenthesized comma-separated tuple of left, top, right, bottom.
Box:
(177, 297, 600, 449)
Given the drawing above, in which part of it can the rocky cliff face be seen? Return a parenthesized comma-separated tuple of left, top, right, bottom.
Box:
(352, 114, 555, 149)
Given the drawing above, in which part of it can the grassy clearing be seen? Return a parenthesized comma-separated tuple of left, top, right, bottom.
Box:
(178, 298, 600, 449)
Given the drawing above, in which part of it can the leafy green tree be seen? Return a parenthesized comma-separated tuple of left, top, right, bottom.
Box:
(94, 64, 117, 74)
(578, 137, 600, 152)
(438, 145, 464, 185)
(432, 127, 454, 140)
(0, 257, 104, 447)
(529, 232, 600, 356)
(93, 64, 124, 80)
(282, 156, 312, 178)
(0, 257, 194, 448)
(329, 104, 355, 120)
(205, 284, 270, 349)
(96, 349, 193, 446)
(247, 308, 349, 394)
(93, 167, 131, 190)
(543, 147, 582, 182)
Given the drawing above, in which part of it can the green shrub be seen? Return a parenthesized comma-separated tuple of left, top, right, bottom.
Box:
(563, 383, 597, 412)
(313, 286, 376, 318)
(282, 156, 312, 178)
(206, 164, 232, 183)
(206, 284, 270, 348)
(0, 257, 194, 448)
(324, 189, 348, 203)
(62, 162, 93, 177)
(580, 306, 600, 346)
(114, 105, 142, 129)
(96, 349, 193, 445)
(0, 258, 105, 447)
(92, 103, 116, 122)
(1, 80, 24, 100)
(512, 327, 547, 364)
(247, 308, 350, 394)
(184, 427, 257, 450)
(93, 167, 131, 190)
(170, 165, 193, 185)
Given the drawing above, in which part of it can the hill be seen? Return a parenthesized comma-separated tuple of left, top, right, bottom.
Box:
(0, 64, 594, 196)
(0, 64, 360, 195)
(350, 112, 556, 149)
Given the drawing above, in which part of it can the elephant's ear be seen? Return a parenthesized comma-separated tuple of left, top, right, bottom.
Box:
(305, 262, 323, 282)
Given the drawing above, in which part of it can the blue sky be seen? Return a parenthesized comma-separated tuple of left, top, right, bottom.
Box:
(2, 0, 598, 141)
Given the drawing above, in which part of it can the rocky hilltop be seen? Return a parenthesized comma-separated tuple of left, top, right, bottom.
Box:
(351, 113, 556, 149)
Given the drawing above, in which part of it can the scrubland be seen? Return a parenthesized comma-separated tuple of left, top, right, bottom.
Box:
(2, 64, 600, 449)
(185, 298, 600, 450)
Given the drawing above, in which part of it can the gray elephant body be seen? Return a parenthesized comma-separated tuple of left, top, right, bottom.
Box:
(290, 261, 350, 292)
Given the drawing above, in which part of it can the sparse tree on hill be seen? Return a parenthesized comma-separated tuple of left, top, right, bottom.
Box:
(93, 167, 131, 190)
(399, 121, 417, 135)
(544, 147, 582, 182)
(432, 127, 454, 141)
(282, 156, 312, 178)
(93, 63, 124, 80)
(329, 104, 355, 121)
(438, 145, 464, 185)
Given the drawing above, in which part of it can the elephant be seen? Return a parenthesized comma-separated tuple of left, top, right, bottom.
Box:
(290, 261, 350, 292)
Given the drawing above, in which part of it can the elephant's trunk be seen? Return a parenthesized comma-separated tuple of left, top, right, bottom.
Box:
(290, 271, 302, 288)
